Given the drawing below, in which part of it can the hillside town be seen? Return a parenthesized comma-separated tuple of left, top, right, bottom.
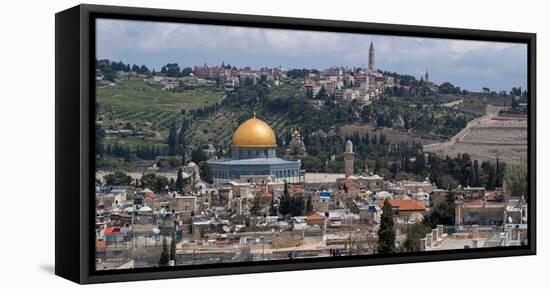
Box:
(97, 42, 435, 108)
(94, 41, 529, 270)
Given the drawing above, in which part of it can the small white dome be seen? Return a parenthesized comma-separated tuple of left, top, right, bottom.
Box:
(374, 191, 391, 200)
(408, 212, 424, 223)
(139, 206, 152, 212)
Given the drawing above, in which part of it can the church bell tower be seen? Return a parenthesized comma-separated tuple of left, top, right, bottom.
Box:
(344, 140, 355, 178)
(368, 41, 375, 72)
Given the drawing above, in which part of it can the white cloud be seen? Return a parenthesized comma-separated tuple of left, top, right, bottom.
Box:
(96, 18, 527, 91)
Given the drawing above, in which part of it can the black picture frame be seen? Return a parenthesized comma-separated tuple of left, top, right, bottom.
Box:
(55, 4, 536, 284)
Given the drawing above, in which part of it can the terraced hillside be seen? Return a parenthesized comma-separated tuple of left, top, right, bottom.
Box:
(97, 80, 225, 138)
(424, 106, 527, 162)
(185, 109, 240, 148)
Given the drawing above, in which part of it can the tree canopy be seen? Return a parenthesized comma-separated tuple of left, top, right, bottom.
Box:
(103, 171, 133, 186)
(504, 162, 528, 197)
(402, 222, 431, 252)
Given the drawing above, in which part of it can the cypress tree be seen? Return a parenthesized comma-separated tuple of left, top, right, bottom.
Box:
(279, 181, 291, 216)
(175, 168, 184, 193)
(159, 236, 169, 266)
(377, 198, 396, 254)
(473, 160, 481, 187)
(305, 194, 313, 214)
(269, 193, 278, 216)
(178, 120, 187, 162)
(200, 162, 213, 184)
(167, 122, 178, 156)
(250, 195, 262, 216)
(170, 232, 177, 262)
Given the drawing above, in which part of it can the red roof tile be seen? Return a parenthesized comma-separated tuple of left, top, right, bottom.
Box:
(260, 191, 273, 198)
(104, 227, 121, 234)
(306, 213, 326, 221)
(96, 239, 106, 249)
(378, 199, 426, 211)
(464, 200, 483, 207)
(144, 191, 157, 199)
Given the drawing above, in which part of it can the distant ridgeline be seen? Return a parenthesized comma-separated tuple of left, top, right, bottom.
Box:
(96, 59, 210, 80)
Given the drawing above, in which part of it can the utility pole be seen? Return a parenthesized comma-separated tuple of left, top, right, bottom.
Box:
(262, 236, 265, 260)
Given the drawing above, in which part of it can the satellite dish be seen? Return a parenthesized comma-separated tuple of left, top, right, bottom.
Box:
(222, 225, 230, 233)
(152, 227, 160, 234)
(508, 216, 513, 223)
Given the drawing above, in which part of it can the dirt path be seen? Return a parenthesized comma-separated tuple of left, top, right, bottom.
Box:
(424, 105, 500, 151)
(441, 98, 464, 107)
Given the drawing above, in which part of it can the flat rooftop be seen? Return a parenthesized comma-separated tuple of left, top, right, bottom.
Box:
(304, 173, 345, 183)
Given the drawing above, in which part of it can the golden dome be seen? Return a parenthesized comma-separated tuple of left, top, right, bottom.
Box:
(232, 113, 277, 147)
(292, 128, 300, 138)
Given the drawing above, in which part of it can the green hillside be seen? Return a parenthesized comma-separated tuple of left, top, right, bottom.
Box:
(96, 80, 225, 137)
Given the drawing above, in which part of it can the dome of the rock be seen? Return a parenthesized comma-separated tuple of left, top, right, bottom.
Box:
(232, 114, 276, 148)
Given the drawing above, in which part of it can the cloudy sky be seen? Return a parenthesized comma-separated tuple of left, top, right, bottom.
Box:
(96, 19, 527, 92)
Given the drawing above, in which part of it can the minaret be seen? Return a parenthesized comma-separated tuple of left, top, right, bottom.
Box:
(344, 140, 355, 178)
(368, 41, 375, 72)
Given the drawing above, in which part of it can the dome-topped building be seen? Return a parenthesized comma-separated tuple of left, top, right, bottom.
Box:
(232, 114, 276, 148)
(229, 113, 278, 160)
(284, 128, 307, 160)
(208, 114, 303, 185)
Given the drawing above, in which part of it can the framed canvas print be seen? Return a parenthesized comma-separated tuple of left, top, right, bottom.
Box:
(55, 4, 536, 284)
